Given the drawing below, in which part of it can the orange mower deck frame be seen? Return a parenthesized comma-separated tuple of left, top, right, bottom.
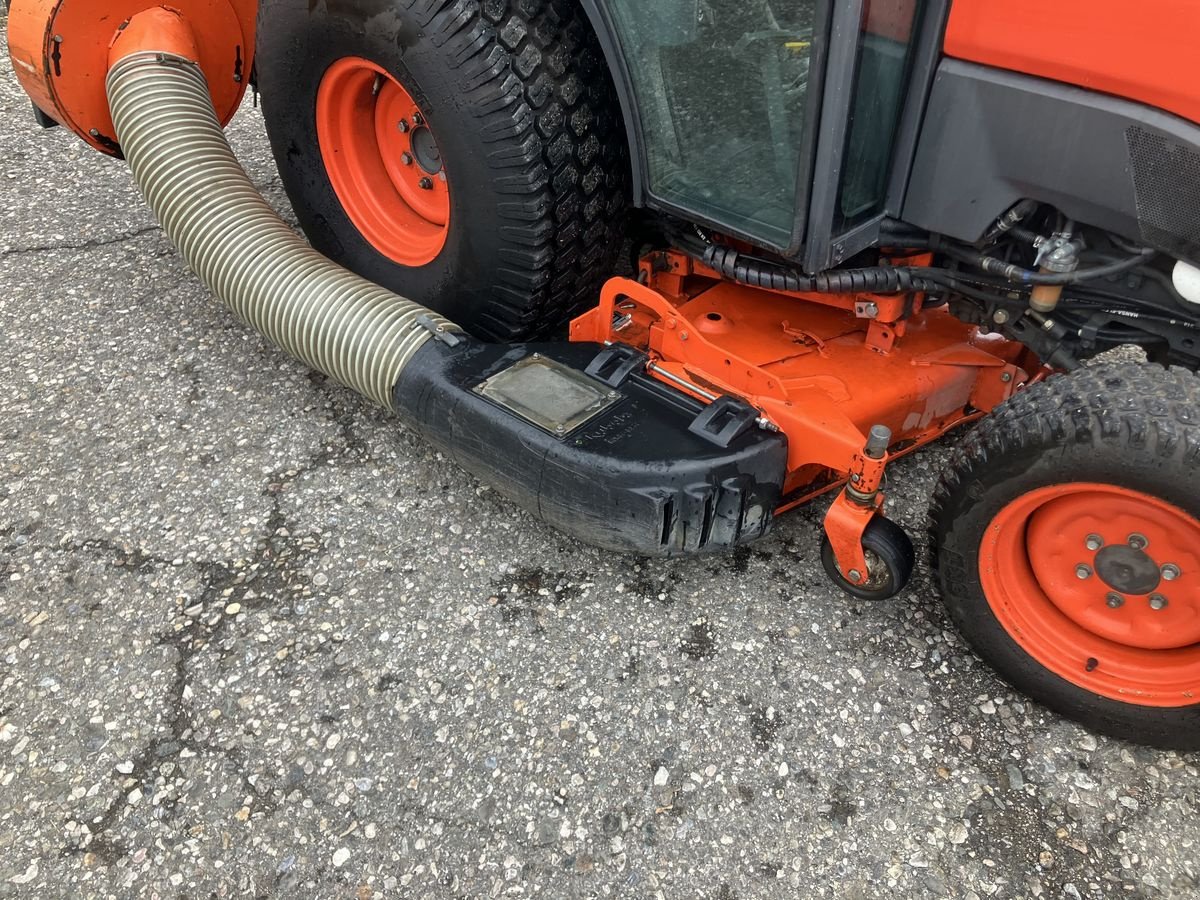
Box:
(572, 251, 1040, 584)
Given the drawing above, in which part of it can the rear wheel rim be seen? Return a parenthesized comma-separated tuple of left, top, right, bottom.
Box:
(316, 57, 450, 267)
(981, 483, 1200, 707)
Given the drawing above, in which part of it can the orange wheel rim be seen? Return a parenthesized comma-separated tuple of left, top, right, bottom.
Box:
(316, 57, 450, 266)
(981, 484, 1200, 707)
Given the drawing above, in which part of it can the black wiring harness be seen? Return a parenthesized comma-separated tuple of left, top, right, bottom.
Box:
(668, 223, 1200, 370)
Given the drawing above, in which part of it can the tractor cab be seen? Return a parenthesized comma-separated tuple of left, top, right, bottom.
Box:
(595, 0, 922, 272)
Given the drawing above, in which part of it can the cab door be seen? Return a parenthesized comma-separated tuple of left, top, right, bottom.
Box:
(583, 0, 941, 270)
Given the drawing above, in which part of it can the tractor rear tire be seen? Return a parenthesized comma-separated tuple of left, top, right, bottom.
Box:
(256, 0, 628, 341)
(930, 362, 1200, 749)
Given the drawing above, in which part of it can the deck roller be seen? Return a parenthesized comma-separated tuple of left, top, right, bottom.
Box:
(7, 1, 787, 555)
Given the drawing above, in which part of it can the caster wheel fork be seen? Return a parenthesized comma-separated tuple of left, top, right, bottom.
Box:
(820, 425, 916, 601)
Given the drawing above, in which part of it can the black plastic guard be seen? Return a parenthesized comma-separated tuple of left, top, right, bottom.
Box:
(392, 339, 788, 557)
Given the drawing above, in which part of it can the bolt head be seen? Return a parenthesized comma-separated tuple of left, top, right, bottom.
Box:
(847, 569, 863, 584)
(413, 112, 425, 126)
(1001, 372, 1013, 383)
(1128, 533, 1149, 551)
(398, 118, 410, 133)
(1106, 593, 1125, 609)
(993, 310, 1011, 325)
(419, 177, 434, 190)
(1075, 564, 1092, 580)
(1085, 534, 1104, 552)
(1162, 564, 1181, 582)
(401, 152, 413, 166)
(1149, 594, 1169, 611)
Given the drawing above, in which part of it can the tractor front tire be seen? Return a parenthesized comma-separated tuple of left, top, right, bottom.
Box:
(256, 0, 628, 341)
(931, 363, 1200, 749)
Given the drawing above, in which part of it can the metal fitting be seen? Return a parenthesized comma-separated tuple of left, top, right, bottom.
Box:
(865, 424, 891, 460)
(1034, 233, 1082, 275)
(1030, 232, 1081, 314)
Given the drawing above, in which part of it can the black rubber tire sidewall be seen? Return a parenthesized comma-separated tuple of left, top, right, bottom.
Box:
(256, 0, 626, 341)
(821, 516, 915, 601)
(932, 365, 1200, 749)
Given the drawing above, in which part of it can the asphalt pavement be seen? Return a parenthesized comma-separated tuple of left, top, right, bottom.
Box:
(1, 20, 1198, 900)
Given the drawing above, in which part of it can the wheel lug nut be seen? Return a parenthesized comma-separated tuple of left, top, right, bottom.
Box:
(1085, 534, 1104, 552)
(1149, 594, 1169, 611)
(1106, 593, 1125, 609)
(1162, 564, 1181, 582)
(1075, 564, 1092, 580)
(419, 177, 434, 190)
(401, 152, 413, 166)
(1128, 533, 1149, 551)
(413, 112, 424, 126)
(398, 118, 410, 133)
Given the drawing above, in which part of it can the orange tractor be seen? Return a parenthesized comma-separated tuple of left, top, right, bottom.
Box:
(7, 0, 1200, 747)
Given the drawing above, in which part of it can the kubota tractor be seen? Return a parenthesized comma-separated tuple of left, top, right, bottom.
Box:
(6, 0, 1200, 747)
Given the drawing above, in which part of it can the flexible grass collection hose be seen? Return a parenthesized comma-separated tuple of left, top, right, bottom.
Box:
(106, 51, 459, 410)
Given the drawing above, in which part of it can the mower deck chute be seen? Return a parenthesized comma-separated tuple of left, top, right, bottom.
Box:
(393, 338, 787, 555)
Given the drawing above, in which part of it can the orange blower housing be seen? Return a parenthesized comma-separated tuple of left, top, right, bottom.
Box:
(6, 0, 258, 155)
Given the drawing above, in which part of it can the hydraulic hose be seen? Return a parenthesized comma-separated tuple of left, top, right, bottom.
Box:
(105, 51, 458, 410)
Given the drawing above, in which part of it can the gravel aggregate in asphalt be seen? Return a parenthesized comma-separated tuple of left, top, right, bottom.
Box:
(1, 19, 1198, 900)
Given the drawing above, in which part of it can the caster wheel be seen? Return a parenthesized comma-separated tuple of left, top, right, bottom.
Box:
(821, 516, 915, 601)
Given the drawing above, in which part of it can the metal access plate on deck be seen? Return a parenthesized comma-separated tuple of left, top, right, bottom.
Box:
(473, 354, 620, 436)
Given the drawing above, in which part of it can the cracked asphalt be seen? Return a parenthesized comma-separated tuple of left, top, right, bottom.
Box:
(2, 20, 1199, 900)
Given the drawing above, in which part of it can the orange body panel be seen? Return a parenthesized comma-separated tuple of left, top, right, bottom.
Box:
(6, 0, 259, 154)
(572, 254, 1032, 502)
(946, 0, 1200, 125)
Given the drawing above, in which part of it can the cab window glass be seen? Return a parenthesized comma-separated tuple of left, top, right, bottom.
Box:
(606, 0, 820, 246)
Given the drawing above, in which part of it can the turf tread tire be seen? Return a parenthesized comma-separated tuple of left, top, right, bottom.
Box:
(930, 362, 1200, 748)
(256, 0, 627, 341)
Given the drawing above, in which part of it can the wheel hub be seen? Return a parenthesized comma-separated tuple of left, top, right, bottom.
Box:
(1094, 543, 1162, 595)
(411, 125, 443, 175)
